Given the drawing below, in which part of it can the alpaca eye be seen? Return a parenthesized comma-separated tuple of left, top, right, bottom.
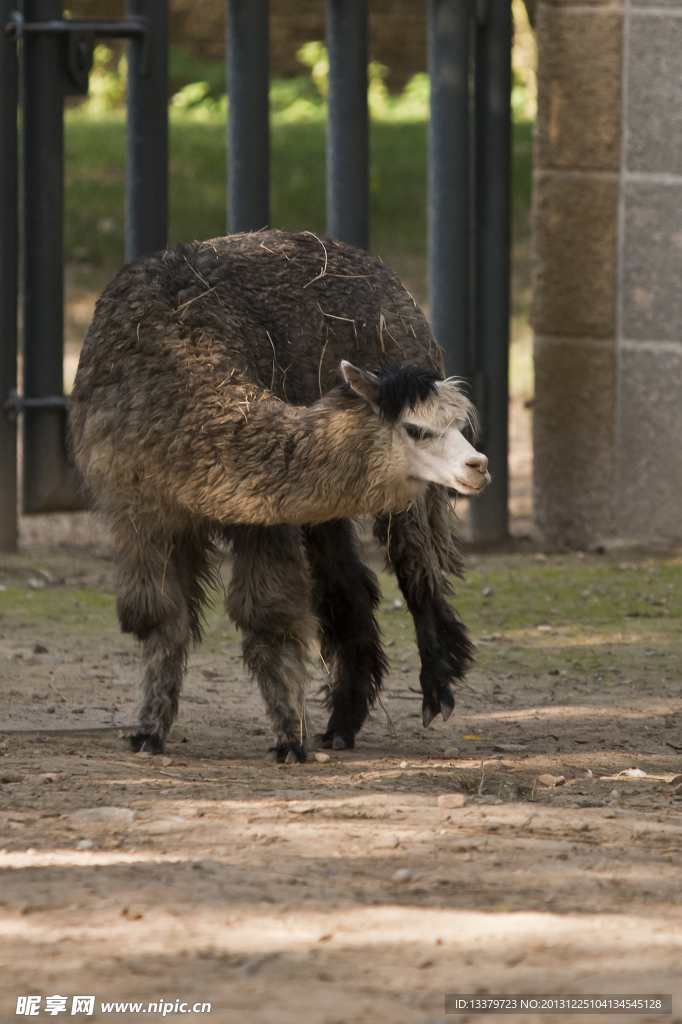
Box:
(404, 424, 435, 442)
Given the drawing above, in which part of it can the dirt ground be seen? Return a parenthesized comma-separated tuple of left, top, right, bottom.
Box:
(1, 537, 682, 1024)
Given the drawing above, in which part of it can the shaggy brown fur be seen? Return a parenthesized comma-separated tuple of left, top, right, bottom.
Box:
(70, 230, 474, 760)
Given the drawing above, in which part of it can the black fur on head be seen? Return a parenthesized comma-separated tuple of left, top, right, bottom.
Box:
(371, 364, 441, 423)
(341, 361, 441, 423)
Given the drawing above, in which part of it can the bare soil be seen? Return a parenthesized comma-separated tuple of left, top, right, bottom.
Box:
(1, 541, 682, 1024)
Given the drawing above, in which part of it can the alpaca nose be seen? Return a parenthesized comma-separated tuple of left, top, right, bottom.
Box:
(466, 453, 488, 475)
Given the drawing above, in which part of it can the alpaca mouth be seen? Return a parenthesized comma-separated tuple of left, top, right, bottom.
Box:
(447, 477, 490, 498)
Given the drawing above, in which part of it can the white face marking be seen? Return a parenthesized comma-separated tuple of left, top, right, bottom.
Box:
(397, 381, 490, 496)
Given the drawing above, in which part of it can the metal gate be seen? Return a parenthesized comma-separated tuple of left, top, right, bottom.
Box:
(0, 0, 512, 553)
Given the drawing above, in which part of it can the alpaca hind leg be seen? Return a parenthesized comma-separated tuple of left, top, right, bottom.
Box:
(226, 525, 315, 763)
(114, 525, 213, 753)
(374, 501, 474, 727)
(304, 520, 387, 751)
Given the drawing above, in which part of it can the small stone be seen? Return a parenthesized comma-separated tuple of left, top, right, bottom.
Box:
(416, 956, 435, 969)
(32, 644, 48, 654)
(375, 835, 400, 849)
(393, 598, 403, 609)
(314, 752, 330, 763)
(442, 747, 460, 758)
(71, 707, 85, 714)
(482, 586, 493, 598)
(603, 809, 617, 819)
(76, 840, 94, 850)
(494, 743, 527, 753)
(38, 773, 58, 783)
(46, 706, 55, 714)
(392, 868, 411, 883)
(482, 759, 502, 769)
(1, 772, 23, 784)
(619, 768, 646, 778)
(437, 793, 466, 809)
(399, 760, 408, 769)
(284, 750, 299, 764)
(548, 668, 560, 676)
(201, 667, 217, 679)
(538, 774, 565, 787)
(160, 756, 172, 767)
(26, 577, 46, 590)
(537, 625, 554, 634)
(166, 729, 187, 744)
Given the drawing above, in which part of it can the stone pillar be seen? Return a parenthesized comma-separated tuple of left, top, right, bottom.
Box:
(532, 0, 682, 547)
(616, 1, 682, 543)
(531, 0, 622, 548)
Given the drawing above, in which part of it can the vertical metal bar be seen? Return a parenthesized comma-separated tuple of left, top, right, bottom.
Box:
(469, 0, 512, 542)
(427, 0, 472, 380)
(326, 0, 368, 250)
(0, 0, 18, 550)
(227, 0, 269, 234)
(126, 0, 168, 261)
(22, 0, 72, 514)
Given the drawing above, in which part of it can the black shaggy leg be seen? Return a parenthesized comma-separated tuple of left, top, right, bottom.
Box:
(304, 520, 387, 750)
(226, 525, 315, 763)
(114, 524, 215, 754)
(374, 496, 474, 727)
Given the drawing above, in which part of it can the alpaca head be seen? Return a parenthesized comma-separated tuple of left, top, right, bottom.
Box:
(341, 361, 490, 497)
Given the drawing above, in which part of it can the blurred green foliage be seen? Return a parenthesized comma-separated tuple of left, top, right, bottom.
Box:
(64, 40, 534, 304)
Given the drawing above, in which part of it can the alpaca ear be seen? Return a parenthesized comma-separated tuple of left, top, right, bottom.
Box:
(340, 361, 381, 414)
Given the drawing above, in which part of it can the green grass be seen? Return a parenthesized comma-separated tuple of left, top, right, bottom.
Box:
(453, 557, 682, 634)
(64, 112, 534, 286)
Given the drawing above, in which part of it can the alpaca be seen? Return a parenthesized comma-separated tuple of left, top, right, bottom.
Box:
(69, 230, 489, 761)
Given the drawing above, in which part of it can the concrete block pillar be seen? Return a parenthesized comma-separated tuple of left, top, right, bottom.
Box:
(531, 0, 682, 546)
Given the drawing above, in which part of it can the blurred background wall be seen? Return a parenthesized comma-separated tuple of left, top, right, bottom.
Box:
(532, 0, 682, 548)
(68, 0, 429, 92)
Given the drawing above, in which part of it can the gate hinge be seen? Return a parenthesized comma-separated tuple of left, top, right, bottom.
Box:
(3, 389, 69, 422)
(4, 13, 148, 91)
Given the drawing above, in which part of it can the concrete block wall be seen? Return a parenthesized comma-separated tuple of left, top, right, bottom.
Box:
(616, 0, 682, 542)
(532, 0, 682, 546)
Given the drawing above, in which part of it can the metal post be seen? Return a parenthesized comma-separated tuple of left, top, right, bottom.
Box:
(326, 0, 368, 250)
(126, 0, 168, 261)
(427, 0, 472, 381)
(22, 0, 78, 514)
(227, 0, 269, 234)
(470, 0, 512, 542)
(0, 0, 18, 550)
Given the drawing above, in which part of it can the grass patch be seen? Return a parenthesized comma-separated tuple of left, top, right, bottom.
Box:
(65, 112, 533, 293)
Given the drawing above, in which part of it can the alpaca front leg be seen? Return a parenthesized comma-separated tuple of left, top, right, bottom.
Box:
(132, 627, 188, 752)
(242, 637, 309, 762)
(304, 520, 387, 750)
(374, 502, 474, 728)
(226, 525, 315, 763)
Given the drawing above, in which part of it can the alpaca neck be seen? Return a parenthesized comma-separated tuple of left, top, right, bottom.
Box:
(182, 390, 425, 526)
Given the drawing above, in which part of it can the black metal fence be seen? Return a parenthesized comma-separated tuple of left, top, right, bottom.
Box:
(0, 0, 512, 553)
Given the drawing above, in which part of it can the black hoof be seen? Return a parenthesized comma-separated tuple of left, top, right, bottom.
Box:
(421, 679, 455, 728)
(267, 742, 307, 764)
(313, 731, 355, 750)
(129, 731, 164, 754)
